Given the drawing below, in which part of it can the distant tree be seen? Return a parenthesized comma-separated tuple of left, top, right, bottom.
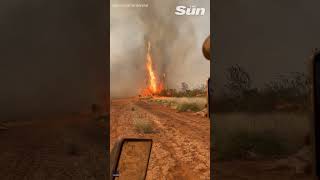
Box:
(199, 84, 207, 92)
(181, 82, 189, 92)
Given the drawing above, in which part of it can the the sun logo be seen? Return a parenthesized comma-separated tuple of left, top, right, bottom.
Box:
(175, 6, 206, 16)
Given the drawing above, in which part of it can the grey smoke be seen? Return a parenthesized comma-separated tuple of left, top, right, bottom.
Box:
(110, 0, 210, 98)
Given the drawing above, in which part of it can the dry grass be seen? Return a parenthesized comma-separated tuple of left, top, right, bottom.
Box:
(151, 97, 207, 111)
(177, 103, 201, 112)
(133, 118, 153, 134)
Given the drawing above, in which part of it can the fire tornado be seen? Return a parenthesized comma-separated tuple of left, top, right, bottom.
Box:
(141, 41, 163, 96)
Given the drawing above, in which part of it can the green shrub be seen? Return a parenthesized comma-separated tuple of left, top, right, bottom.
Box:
(177, 103, 201, 112)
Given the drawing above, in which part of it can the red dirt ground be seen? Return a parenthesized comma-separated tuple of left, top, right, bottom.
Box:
(111, 97, 314, 180)
(110, 97, 210, 180)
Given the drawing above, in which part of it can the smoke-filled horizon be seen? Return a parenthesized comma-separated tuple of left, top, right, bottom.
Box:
(110, 0, 210, 98)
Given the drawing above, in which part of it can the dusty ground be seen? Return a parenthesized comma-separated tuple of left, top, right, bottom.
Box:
(110, 97, 210, 180)
(111, 97, 315, 180)
(0, 114, 107, 180)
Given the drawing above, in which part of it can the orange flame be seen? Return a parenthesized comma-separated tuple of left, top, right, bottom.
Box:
(141, 41, 163, 96)
(146, 42, 157, 93)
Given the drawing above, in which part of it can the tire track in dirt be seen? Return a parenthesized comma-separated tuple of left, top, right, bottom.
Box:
(110, 100, 179, 179)
(110, 98, 210, 180)
(135, 100, 210, 180)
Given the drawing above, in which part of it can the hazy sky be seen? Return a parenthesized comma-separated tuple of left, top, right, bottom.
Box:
(110, 0, 210, 98)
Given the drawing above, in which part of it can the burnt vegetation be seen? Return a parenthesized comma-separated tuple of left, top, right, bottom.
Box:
(214, 64, 310, 113)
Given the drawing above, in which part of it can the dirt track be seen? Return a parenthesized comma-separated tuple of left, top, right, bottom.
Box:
(110, 98, 210, 180)
(0, 114, 107, 180)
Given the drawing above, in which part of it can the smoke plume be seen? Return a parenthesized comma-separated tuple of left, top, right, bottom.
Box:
(110, 0, 210, 98)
